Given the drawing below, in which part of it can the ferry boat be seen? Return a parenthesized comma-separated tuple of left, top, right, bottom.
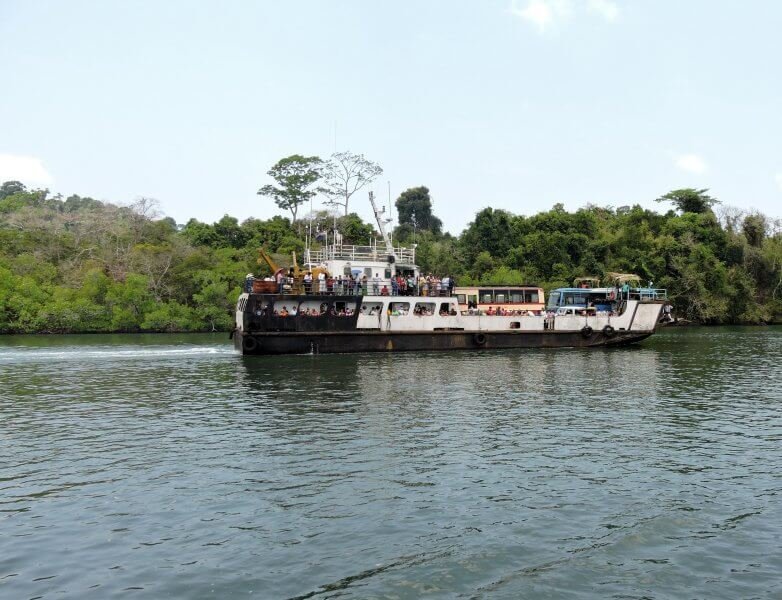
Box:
(233, 197, 667, 355)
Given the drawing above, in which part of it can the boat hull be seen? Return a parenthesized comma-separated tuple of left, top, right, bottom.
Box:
(234, 328, 652, 355)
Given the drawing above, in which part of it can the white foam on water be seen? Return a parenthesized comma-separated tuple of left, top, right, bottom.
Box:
(0, 346, 235, 363)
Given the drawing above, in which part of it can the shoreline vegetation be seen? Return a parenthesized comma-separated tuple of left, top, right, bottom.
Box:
(1, 178, 781, 334)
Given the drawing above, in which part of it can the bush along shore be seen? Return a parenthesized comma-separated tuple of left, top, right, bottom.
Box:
(0, 180, 780, 334)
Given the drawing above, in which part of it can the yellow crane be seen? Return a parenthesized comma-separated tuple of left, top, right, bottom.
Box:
(255, 248, 329, 295)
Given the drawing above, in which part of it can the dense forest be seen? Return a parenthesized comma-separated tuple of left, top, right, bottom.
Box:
(0, 178, 780, 334)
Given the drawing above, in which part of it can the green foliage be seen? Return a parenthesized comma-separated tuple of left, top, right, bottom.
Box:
(0, 179, 780, 331)
(742, 213, 767, 248)
(337, 213, 375, 245)
(257, 154, 323, 223)
(656, 188, 718, 214)
(395, 186, 442, 234)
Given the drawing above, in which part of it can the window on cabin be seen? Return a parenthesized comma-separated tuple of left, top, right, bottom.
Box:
(414, 302, 435, 316)
(361, 302, 383, 316)
(390, 302, 410, 315)
(509, 321, 520, 329)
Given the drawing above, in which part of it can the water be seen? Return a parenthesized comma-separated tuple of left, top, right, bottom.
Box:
(1, 328, 781, 599)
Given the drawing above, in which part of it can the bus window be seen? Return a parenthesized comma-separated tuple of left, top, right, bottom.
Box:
(547, 291, 561, 309)
(480, 291, 493, 303)
(510, 291, 523, 303)
(525, 290, 540, 303)
(495, 290, 508, 303)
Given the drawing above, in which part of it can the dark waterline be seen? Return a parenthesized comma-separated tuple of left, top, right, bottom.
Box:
(1, 328, 781, 599)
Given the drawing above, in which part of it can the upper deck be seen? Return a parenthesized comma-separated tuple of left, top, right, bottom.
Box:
(305, 244, 416, 266)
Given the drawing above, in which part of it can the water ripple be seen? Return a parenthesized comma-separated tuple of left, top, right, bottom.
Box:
(0, 329, 781, 598)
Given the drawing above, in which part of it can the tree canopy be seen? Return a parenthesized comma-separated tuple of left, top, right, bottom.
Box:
(257, 154, 322, 224)
(656, 188, 719, 214)
(318, 151, 383, 215)
(395, 186, 442, 235)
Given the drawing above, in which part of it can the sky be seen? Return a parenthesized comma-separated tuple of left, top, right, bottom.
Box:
(2, 0, 781, 234)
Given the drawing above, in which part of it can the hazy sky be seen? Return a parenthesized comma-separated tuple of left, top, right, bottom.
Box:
(2, 1, 781, 233)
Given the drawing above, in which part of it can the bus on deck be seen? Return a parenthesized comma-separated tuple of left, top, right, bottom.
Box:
(454, 286, 545, 314)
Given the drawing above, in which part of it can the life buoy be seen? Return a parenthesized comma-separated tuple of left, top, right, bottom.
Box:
(581, 325, 593, 338)
(474, 333, 487, 346)
(242, 336, 258, 353)
(603, 325, 616, 337)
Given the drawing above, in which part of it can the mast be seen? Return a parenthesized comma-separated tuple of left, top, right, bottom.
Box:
(369, 191, 395, 260)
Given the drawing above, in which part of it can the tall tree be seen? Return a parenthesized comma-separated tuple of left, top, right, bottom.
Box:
(0, 181, 26, 200)
(656, 188, 718, 214)
(319, 151, 382, 215)
(258, 155, 322, 224)
(395, 186, 443, 235)
(742, 213, 767, 248)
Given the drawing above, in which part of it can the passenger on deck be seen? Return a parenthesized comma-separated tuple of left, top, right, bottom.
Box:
(381, 285, 389, 296)
(303, 272, 313, 294)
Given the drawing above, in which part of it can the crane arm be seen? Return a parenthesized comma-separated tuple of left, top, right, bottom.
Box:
(257, 247, 279, 274)
(369, 191, 395, 259)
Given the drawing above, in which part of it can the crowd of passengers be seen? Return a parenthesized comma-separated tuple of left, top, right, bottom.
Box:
(263, 305, 356, 317)
(483, 306, 544, 316)
(250, 270, 458, 296)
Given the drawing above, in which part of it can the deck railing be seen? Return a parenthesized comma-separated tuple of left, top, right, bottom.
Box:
(305, 244, 416, 265)
(634, 288, 667, 300)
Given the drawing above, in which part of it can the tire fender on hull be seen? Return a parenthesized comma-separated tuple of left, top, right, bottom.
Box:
(242, 335, 258, 353)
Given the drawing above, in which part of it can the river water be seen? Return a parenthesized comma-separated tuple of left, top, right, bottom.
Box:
(1, 327, 781, 599)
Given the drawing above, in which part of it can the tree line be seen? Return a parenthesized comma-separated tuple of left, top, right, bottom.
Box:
(0, 172, 780, 333)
